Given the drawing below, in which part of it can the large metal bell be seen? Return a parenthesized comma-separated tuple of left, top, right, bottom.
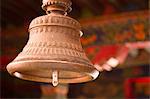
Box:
(6, 0, 99, 86)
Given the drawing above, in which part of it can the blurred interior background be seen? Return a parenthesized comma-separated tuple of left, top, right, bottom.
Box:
(1, 0, 149, 99)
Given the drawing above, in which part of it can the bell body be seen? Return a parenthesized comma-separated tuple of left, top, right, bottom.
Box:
(7, 14, 99, 84)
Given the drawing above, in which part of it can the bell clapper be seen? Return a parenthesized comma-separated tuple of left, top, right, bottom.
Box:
(52, 70, 59, 87)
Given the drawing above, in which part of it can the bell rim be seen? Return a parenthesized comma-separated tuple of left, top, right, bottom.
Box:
(6, 60, 99, 83)
(11, 72, 95, 83)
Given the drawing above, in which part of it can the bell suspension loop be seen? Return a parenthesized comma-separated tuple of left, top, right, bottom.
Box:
(42, 0, 72, 15)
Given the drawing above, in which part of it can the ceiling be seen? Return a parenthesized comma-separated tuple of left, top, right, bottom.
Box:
(1, 0, 148, 28)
